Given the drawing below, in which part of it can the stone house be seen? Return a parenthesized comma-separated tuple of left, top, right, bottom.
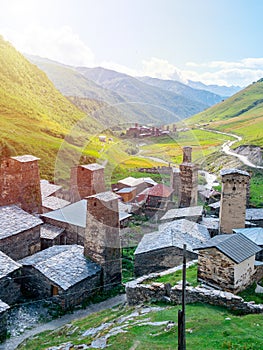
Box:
(145, 183, 174, 210)
(117, 176, 156, 195)
(0, 250, 22, 305)
(199, 189, 221, 204)
(194, 234, 261, 293)
(19, 245, 101, 309)
(160, 205, 203, 223)
(0, 301, 9, 342)
(0, 205, 42, 260)
(40, 223, 66, 250)
(134, 219, 210, 276)
(116, 187, 137, 202)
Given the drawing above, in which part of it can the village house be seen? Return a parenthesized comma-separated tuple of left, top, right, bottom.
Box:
(145, 183, 174, 211)
(0, 205, 42, 260)
(199, 188, 221, 204)
(0, 250, 22, 305)
(116, 176, 156, 195)
(134, 219, 210, 276)
(40, 223, 66, 250)
(19, 245, 101, 309)
(194, 234, 261, 293)
(116, 186, 137, 202)
(160, 205, 203, 223)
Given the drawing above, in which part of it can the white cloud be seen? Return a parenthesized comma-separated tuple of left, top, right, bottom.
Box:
(1, 25, 96, 67)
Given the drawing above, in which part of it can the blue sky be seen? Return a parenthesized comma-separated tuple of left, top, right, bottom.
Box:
(1, 0, 263, 86)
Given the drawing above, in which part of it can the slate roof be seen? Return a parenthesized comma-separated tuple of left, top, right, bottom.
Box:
(0, 205, 43, 239)
(20, 245, 101, 291)
(0, 250, 21, 279)
(119, 212, 132, 221)
(160, 206, 203, 222)
(200, 217, 219, 230)
(147, 184, 174, 198)
(193, 234, 261, 263)
(88, 191, 120, 202)
(80, 163, 104, 171)
(208, 201, 221, 209)
(40, 180, 62, 199)
(40, 224, 65, 240)
(246, 208, 263, 221)
(118, 177, 156, 188)
(135, 219, 210, 255)
(233, 227, 263, 246)
(220, 168, 250, 177)
(199, 189, 221, 199)
(11, 155, 40, 163)
(42, 200, 87, 228)
(0, 300, 10, 313)
(42, 196, 71, 211)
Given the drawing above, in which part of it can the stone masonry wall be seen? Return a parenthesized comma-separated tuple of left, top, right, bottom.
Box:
(0, 306, 9, 343)
(126, 262, 263, 314)
(0, 271, 22, 305)
(179, 164, 198, 208)
(0, 226, 41, 261)
(134, 247, 197, 277)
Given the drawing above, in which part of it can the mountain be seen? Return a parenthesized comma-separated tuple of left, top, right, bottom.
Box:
(76, 66, 214, 123)
(187, 80, 242, 98)
(186, 79, 263, 147)
(0, 36, 101, 179)
(138, 76, 223, 106)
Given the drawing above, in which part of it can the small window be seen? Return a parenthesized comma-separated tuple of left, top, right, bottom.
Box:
(52, 285, 59, 296)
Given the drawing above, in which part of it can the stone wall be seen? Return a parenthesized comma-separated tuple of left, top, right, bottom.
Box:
(0, 270, 22, 305)
(126, 263, 263, 314)
(0, 226, 41, 260)
(179, 163, 198, 208)
(0, 301, 9, 343)
(134, 247, 197, 277)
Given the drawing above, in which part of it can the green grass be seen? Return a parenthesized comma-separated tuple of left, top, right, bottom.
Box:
(238, 282, 263, 304)
(18, 303, 263, 350)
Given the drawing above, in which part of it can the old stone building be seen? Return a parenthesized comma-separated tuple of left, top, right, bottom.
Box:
(116, 187, 137, 202)
(85, 191, 122, 290)
(0, 205, 42, 260)
(40, 223, 66, 250)
(134, 219, 210, 276)
(40, 180, 70, 213)
(0, 155, 42, 213)
(233, 227, 263, 261)
(219, 169, 250, 234)
(179, 146, 198, 208)
(0, 301, 9, 342)
(194, 234, 261, 293)
(170, 167, 180, 196)
(145, 183, 174, 210)
(70, 163, 105, 202)
(0, 250, 22, 305)
(116, 176, 156, 195)
(19, 245, 101, 309)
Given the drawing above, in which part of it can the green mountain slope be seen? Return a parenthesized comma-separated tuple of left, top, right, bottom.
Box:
(0, 36, 101, 178)
(186, 79, 263, 147)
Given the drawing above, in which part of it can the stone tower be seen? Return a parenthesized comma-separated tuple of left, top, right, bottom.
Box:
(85, 191, 122, 290)
(0, 155, 42, 214)
(70, 163, 105, 202)
(179, 147, 198, 208)
(219, 169, 250, 234)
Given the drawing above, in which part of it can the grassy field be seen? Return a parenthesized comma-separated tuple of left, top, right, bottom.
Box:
(18, 302, 263, 350)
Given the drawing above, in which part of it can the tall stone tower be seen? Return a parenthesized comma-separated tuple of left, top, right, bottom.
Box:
(70, 163, 105, 202)
(219, 169, 250, 234)
(0, 155, 42, 213)
(179, 147, 198, 208)
(84, 191, 122, 290)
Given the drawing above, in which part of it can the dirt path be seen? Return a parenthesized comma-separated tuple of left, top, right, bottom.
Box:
(0, 294, 126, 350)
(201, 128, 263, 169)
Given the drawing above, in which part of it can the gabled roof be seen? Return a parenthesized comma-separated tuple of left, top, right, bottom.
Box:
(11, 155, 40, 163)
(0, 205, 43, 239)
(80, 163, 104, 171)
(246, 208, 263, 221)
(220, 168, 250, 177)
(20, 245, 101, 291)
(0, 250, 21, 279)
(42, 200, 87, 228)
(88, 191, 120, 202)
(147, 184, 174, 198)
(160, 206, 203, 222)
(118, 176, 156, 188)
(135, 219, 210, 255)
(194, 234, 261, 263)
(233, 227, 263, 246)
(40, 224, 65, 240)
(42, 196, 71, 211)
(40, 180, 62, 199)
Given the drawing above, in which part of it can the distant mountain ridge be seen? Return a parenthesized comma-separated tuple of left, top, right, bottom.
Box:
(187, 80, 242, 98)
(27, 55, 229, 125)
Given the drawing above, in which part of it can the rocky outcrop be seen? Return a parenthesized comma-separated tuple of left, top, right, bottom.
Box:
(234, 145, 262, 165)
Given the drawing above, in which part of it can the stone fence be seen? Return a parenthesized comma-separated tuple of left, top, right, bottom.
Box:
(126, 261, 263, 315)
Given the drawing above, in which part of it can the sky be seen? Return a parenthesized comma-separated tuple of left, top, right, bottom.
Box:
(1, 0, 263, 87)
